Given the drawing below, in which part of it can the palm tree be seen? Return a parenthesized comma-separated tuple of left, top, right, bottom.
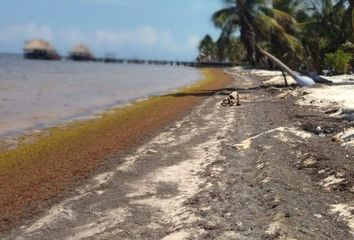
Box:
(297, 0, 348, 71)
(267, 0, 304, 67)
(197, 34, 217, 62)
(213, 0, 315, 86)
(341, 0, 354, 42)
(225, 37, 246, 63)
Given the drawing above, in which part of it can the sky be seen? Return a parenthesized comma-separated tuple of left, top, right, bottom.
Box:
(0, 0, 223, 60)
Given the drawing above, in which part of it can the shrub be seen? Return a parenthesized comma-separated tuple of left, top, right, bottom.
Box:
(325, 49, 352, 74)
(341, 41, 354, 53)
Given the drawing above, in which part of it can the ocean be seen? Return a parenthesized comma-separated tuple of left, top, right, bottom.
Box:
(0, 54, 201, 137)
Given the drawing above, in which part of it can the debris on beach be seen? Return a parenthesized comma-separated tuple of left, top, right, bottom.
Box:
(229, 67, 354, 151)
(294, 74, 354, 148)
(221, 91, 240, 107)
(332, 128, 354, 146)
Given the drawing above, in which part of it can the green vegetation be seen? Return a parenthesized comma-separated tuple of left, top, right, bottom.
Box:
(197, 35, 217, 62)
(197, 35, 245, 64)
(198, 0, 354, 75)
(225, 37, 246, 63)
(325, 49, 352, 74)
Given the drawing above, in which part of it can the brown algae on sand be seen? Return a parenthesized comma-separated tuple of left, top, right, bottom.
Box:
(0, 68, 233, 232)
(0, 69, 215, 167)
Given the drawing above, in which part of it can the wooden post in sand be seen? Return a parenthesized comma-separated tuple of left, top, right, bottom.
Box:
(282, 71, 289, 87)
(229, 91, 240, 106)
(221, 91, 240, 107)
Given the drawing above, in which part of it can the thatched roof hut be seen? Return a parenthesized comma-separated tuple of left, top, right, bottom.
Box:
(23, 39, 60, 60)
(69, 44, 93, 60)
(24, 39, 55, 53)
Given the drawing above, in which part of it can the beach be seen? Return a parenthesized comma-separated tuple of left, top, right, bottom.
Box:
(1, 67, 354, 239)
(0, 68, 232, 234)
(3, 0, 354, 238)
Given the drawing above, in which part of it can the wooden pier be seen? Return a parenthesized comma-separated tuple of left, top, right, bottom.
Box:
(23, 40, 234, 67)
(92, 57, 234, 68)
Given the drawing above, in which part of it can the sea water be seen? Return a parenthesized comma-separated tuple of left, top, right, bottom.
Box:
(0, 54, 201, 137)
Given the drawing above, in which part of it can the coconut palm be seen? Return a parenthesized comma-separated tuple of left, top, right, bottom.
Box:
(267, 0, 305, 67)
(297, 0, 349, 71)
(212, 0, 315, 86)
(197, 34, 217, 62)
(225, 36, 246, 63)
(340, 0, 354, 42)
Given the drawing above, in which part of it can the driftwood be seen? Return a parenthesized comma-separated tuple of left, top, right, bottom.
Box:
(221, 91, 240, 107)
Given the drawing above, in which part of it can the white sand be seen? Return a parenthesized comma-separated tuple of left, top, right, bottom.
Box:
(298, 85, 354, 110)
(229, 67, 297, 86)
(322, 74, 354, 83)
(294, 73, 354, 109)
(263, 75, 296, 87)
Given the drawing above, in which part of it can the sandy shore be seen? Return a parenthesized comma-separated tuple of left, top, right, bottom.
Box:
(2, 68, 354, 239)
(0, 69, 232, 233)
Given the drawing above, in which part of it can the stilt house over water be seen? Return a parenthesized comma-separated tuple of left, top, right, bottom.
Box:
(23, 39, 61, 60)
(69, 44, 94, 61)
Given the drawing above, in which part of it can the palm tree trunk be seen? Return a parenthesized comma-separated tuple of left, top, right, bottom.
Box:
(233, 0, 313, 86)
(256, 45, 297, 79)
(237, 0, 257, 65)
(255, 45, 315, 86)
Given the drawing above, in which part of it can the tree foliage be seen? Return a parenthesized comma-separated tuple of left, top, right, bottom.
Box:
(197, 34, 245, 64)
(225, 37, 246, 63)
(325, 49, 352, 73)
(197, 34, 217, 62)
(198, 0, 354, 74)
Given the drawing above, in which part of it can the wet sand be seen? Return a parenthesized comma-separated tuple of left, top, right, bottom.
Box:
(0, 68, 232, 233)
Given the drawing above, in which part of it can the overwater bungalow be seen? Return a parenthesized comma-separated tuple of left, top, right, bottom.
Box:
(23, 39, 61, 60)
(69, 44, 94, 61)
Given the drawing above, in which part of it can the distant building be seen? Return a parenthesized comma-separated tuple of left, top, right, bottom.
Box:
(69, 44, 94, 61)
(23, 39, 61, 60)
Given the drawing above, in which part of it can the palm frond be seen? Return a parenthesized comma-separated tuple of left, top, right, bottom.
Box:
(261, 7, 297, 23)
(280, 32, 304, 56)
(255, 13, 286, 34)
(212, 7, 238, 28)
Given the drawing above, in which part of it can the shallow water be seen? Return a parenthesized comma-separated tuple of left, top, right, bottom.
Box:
(0, 54, 201, 137)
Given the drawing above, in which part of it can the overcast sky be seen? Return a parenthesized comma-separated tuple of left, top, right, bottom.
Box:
(0, 0, 223, 60)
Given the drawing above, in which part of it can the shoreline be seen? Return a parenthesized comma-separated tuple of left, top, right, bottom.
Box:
(0, 94, 185, 152)
(0, 86, 201, 142)
(3, 67, 354, 239)
(0, 68, 233, 233)
(0, 58, 202, 140)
